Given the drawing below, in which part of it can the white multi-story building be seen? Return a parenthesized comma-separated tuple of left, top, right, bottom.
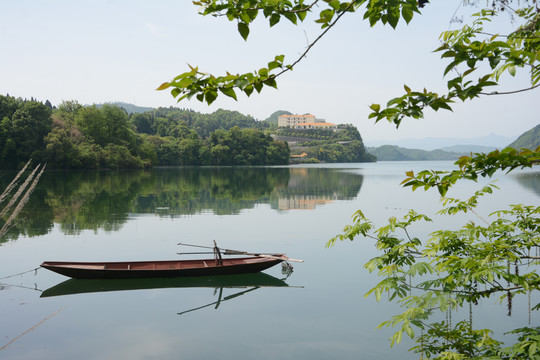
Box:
(278, 113, 336, 130)
(278, 114, 317, 127)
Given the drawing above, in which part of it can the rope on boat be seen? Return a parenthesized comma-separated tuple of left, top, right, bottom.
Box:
(281, 261, 294, 275)
(0, 267, 40, 281)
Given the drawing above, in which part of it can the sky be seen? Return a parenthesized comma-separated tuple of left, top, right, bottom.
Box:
(1, 0, 538, 144)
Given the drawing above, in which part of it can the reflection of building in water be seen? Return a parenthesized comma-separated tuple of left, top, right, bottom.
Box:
(278, 194, 337, 210)
(272, 167, 362, 210)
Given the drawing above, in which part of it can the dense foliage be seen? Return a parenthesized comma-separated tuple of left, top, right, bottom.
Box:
(165, 1, 540, 358)
(306, 140, 375, 162)
(131, 107, 272, 138)
(329, 148, 540, 359)
(277, 125, 375, 163)
(276, 124, 362, 141)
(509, 123, 540, 150)
(0, 95, 52, 168)
(0, 96, 290, 169)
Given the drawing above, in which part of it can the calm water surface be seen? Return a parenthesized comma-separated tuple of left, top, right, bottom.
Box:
(1, 162, 539, 359)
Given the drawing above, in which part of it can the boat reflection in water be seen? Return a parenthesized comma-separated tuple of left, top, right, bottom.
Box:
(41, 272, 298, 315)
(41, 272, 293, 298)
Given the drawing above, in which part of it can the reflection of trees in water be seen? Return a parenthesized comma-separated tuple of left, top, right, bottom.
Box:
(0, 167, 363, 239)
(133, 167, 290, 216)
(513, 171, 540, 198)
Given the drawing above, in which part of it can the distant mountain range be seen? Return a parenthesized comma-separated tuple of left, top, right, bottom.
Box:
(95, 102, 154, 114)
(367, 124, 539, 161)
(365, 133, 516, 151)
(366, 145, 463, 161)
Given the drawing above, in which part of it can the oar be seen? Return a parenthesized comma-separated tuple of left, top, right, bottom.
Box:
(177, 243, 304, 263)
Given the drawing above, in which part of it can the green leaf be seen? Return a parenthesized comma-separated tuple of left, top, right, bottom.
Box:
(269, 13, 281, 27)
(263, 77, 277, 88)
(329, 0, 341, 10)
(387, 9, 399, 29)
(404, 324, 415, 338)
(268, 61, 280, 70)
(235, 77, 249, 89)
(171, 77, 194, 88)
(402, 7, 413, 24)
(370, 103, 381, 112)
(171, 87, 181, 98)
(156, 82, 170, 90)
(529, 341, 537, 358)
(219, 87, 238, 100)
(246, 9, 258, 21)
(238, 22, 250, 41)
(240, 12, 251, 24)
(244, 85, 254, 97)
(283, 12, 297, 24)
(204, 90, 218, 105)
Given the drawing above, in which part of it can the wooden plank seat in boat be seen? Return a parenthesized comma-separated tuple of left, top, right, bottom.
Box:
(63, 264, 106, 270)
(243, 258, 264, 264)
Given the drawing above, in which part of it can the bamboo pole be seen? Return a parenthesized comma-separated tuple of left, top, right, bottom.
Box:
(178, 243, 304, 263)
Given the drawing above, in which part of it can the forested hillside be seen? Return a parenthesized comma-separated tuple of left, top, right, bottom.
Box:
(508, 123, 540, 150)
(367, 145, 463, 161)
(264, 110, 291, 125)
(97, 102, 153, 114)
(0, 95, 289, 169)
(131, 107, 272, 138)
(276, 126, 375, 163)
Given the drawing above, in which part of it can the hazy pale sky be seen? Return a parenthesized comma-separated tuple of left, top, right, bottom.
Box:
(1, 1, 537, 142)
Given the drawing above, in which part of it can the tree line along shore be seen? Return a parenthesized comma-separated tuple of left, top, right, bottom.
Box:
(0, 95, 375, 170)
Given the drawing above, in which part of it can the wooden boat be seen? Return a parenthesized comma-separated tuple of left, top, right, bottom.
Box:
(41, 255, 287, 280)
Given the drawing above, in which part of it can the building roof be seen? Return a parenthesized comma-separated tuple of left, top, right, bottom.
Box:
(279, 114, 315, 118)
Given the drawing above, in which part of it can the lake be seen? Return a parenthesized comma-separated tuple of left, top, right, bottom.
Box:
(1, 162, 539, 359)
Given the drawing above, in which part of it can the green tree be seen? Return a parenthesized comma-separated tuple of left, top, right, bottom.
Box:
(43, 127, 82, 169)
(161, 1, 540, 358)
(10, 101, 52, 165)
(76, 105, 108, 145)
(130, 112, 154, 135)
(0, 94, 19, 121)
(100, 104, 133, 146)
(55, 100, 83, 128)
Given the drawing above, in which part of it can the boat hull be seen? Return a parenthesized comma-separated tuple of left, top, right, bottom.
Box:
(41, 256, 285, 279)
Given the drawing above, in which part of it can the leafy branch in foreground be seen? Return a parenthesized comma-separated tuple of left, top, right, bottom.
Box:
(370, 7, 540, 127)
(158, 0, 423, 104)
(399, 147, 540, 196)
(328, 152, 540, 358)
